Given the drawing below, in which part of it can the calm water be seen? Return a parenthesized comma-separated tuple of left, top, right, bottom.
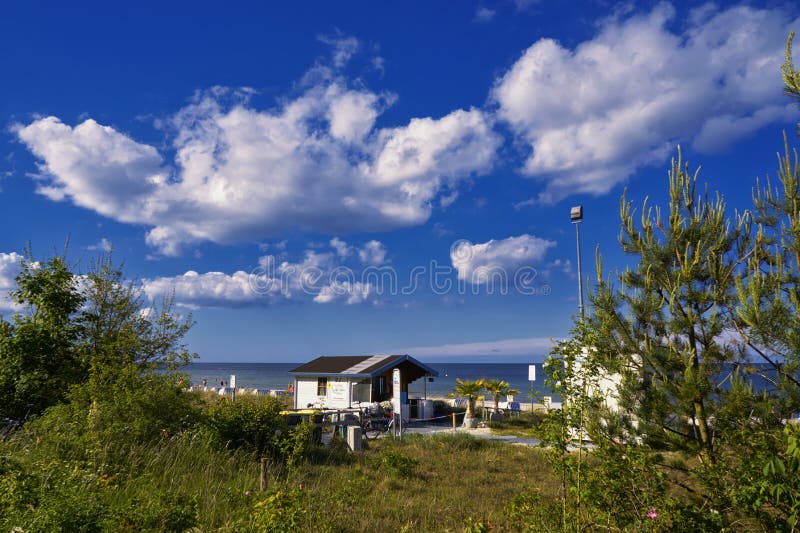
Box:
(186, 362, 555, 401)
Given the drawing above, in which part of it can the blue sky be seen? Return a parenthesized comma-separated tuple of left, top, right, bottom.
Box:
(1, 1, 799, 362)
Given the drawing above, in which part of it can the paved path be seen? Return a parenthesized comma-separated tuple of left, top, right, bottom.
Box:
(400, 425, 541, 447)
(321, 422, 541, 447)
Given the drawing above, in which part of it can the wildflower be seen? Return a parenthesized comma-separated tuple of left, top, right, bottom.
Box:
(646, 507, 658, 519)
(245, 490, 253, 496)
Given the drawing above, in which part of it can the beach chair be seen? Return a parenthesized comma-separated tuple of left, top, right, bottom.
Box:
(450, 397, 468, 409)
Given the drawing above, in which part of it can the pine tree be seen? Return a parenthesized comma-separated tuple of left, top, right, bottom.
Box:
(782, 31, 800, 136)
(585, 151, 752, 465)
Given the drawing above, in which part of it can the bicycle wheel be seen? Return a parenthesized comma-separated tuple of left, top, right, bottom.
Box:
(364, 421, 382, 440)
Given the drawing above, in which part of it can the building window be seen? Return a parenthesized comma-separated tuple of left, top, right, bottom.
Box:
(352, 378, 371, 404)
(317, 377, 327, 397)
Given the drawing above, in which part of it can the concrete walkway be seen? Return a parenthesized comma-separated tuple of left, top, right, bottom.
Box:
(321, 421, 542, 448)
(399, 425, 541, 447)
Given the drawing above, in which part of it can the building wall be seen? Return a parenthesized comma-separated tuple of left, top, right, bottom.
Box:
(294, 376, 354, 409)
(295, 377, 320, 409)
(326, 378, 352, 409)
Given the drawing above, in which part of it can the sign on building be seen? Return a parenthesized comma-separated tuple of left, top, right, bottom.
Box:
(329, 381, 348, 404)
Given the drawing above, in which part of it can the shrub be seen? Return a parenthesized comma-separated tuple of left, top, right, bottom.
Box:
(381, 450, 419, 478)
(27, 366, 200, 467)
(0, 455, 108, 533)
(108, 491, 198, 532)
(281, 418, 321, 470)
(252, 488, 308, 532)
(504, 490, 562, 532)
(463, 516, 493, 532)
(202, 395, 286, 458)
(0, 456, 39, 527)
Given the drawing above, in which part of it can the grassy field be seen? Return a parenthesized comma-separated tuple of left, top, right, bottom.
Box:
(6, 401, 779, 531)
(289, 433, 558, 532)
(0, 421, 560, 532)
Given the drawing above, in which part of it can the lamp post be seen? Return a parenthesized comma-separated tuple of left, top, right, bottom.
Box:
(570, 205, 586, 528)
(571, 205, 584, 319)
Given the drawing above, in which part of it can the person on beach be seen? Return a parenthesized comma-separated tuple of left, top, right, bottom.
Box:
(201, 378, 207, 387)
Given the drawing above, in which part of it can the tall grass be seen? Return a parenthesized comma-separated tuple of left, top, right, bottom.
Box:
(106, 433, 261, 529)
(1, 393, 559, 532)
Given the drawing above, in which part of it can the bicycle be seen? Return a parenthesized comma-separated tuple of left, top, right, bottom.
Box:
(353, 402, 395, 440)
(361, 412, 395, 440)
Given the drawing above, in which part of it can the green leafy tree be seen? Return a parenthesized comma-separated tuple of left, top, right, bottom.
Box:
(78, 255, 195, 406)
(0, 251, 86, 419)
(0, 251, 195, 425)
(64, 254, 197, 458)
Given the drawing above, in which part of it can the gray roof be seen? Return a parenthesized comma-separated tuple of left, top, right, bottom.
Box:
(289, 354, 439, 378)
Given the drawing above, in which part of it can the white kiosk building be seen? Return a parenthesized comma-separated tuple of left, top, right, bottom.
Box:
(288, 354, 438, 418)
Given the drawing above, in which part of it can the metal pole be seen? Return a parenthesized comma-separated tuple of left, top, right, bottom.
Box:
(575, 221, 584, 319)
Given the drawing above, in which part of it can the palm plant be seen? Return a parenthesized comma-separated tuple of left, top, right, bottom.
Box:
(483, 379, 520, 414)
(450, 379, 485, 424)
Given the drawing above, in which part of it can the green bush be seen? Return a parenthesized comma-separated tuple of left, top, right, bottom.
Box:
(381, 450, 419, 478)
(27, 366, 200, 468)
(202, 395, 286, 458)
(281, 418, 320, 470)
(108, 491, 198, 532)
(504, 490, 562, 532)
(252, 488, 308, 532)
(463, 516, 493, 532)
(0, 455, 108, 533)
(31, 486, 108, 533)
(0, 456, 40, 527)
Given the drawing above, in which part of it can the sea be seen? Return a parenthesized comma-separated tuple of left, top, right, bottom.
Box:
(186, 362, 555, 401)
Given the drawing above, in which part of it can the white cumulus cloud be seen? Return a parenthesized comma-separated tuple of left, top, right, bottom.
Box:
(141, 270, 267, 309)
(16, 58, 499, 256)
(87, 238, 113, 253)
(450, 234, 556, 283)
(358, 240, 387, 266)
(313, 280, 375, 305)
(142, 243, 385, 308)
(329, 237, 352, 258)
(14, 118, 166, 218)
(492, 3, 800, 202)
